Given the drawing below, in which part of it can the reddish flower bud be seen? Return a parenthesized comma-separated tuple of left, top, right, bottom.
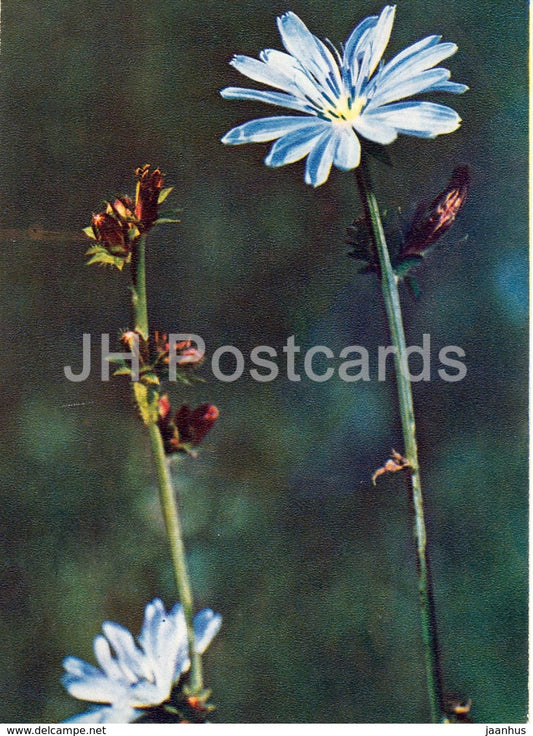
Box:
(401, 165, 470, 257)
(158, 394, 172, 420)
(157, 397, 219, 455)
(175, 403, 219, 446)
(121, 329, 149, 363)
(91, 211, 130, 256)
(154, 333, 204, 367)
(135, 164, 164, 230)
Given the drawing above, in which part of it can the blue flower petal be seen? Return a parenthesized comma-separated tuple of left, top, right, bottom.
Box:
(378, 41, 459, 88)
(221, 115, 323, 145)
(220, 87, 314, 114)
(265, 121, 329, 167)
(369, 67, 453, 107)
(353, 115, 398, 145)
(365, 5, 396, 79)
(343, 15, 378, 63)
(194, 609, 223, 654)
(376, 34, 442, 78)
(333, 127, 361, 170)
(229, 54, 320, 103)
(101, 622, 147, 681)
(427, 81, 469, 94)
(276, 12, 342, 96)
(304, 131, 336, 187)
(364, 100, 461, 137)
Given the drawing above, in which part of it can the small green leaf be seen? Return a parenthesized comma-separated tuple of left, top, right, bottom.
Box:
(82, 226, 96, 240)
(113, 365, 133, 376)
(140, 371, 161, 386)
(154, 216, 181, 226)
(86, 247, 128, 270)
(405, 275, 422, 300)
(158, 187, 174, 204)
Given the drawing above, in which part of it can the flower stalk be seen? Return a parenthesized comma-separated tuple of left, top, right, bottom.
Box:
(147, 422, 204, 695)
(131, 233, 149, 340)
(356, 154, 444, 722)
(129, 231, 203, 696)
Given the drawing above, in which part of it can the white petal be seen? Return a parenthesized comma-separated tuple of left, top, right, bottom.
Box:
(427, 81, 469, 94)
(193, 609, 223, 654)
(149, 606, 185, 691)
(101, 705, 141, 723)
(129, 679, 170, 707)
(276, 12, 342, 96)
(138, 598, 164, 665)
(221, 87, 314, 114)
(93, 635, 125, 682)
(265, 121, 328, 167)
(377, 34, 442, 77)
(343, 15, 378, 63)
(366, 5, 396, 78)
(63, 656, 102, 680)
(101, 622, 147, 682)
(379, 41, 459, 89)
(221, 115, 322, 145)
(238, 50, 330, 107)
(62, 669, 126, 704)
(353, 114, 398, 144)
(304, 131, 336, 187)
(369, 68, 452, 107)
(364, 101, 461, 137)
(333, 127, 361, 170)
(229, 55, 303, 97)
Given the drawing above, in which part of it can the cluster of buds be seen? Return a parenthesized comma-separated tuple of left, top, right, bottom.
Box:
(158, 394, 219, 456)
(84, 165, 177, 269)
(116, 330, 204, 386)
(153, 332, 204, 371)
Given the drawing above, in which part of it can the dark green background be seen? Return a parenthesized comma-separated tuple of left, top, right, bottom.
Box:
(0, 0, 527, 723)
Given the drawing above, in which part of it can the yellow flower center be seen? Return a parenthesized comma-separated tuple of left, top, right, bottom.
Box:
(327, 95, 366, 124)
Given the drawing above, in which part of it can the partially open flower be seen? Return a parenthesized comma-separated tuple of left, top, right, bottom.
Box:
(158, 395, 219, 455)
(62, 598, 221, 723)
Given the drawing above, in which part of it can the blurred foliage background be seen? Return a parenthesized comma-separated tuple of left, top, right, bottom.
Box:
(0, 0, 527, 724)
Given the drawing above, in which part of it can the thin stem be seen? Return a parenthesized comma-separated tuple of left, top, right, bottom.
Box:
(355, 156, 444, 723)
(131, 233, 149, 340)
(148, 422, 204, 695)
(130, 232, 203, 695)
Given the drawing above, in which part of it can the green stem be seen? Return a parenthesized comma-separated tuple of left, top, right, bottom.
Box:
(356, 156, 444, 723)
(131, 233, 149, 340)
(130, 232, 203, 695)
(148, 422, 204, 695)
